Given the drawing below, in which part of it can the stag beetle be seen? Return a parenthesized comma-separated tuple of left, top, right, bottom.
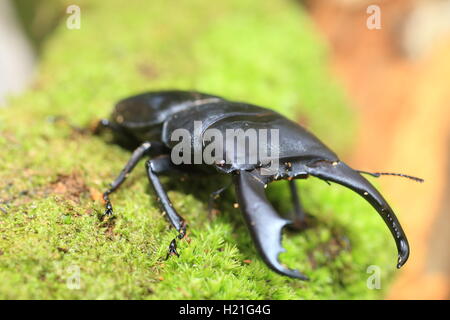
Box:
(95, 90, 423, 280)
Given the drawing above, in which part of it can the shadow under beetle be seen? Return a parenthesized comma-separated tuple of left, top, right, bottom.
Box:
(95, 90, 423, 280)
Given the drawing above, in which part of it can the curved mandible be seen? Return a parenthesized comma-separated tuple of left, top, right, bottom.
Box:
(233, 169, 309, 280)
(305, 160, 410, 268)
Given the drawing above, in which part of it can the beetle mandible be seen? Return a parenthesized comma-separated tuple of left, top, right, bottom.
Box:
(95, 90, 423, 279)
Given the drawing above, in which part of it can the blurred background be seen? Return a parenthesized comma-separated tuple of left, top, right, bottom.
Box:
(1, 0, 448, 299)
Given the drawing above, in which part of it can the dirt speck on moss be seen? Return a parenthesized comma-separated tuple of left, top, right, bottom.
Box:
(101, 218, 117, 239)
(49, 172, 89, 203)
(56, 247, 69, 253)
(137, 62, 160, 80)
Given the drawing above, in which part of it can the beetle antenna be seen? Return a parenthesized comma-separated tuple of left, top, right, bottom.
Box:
(358, 170, 424, 183)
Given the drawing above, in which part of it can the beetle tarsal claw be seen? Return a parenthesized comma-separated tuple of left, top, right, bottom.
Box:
(233, 170, 309, 280)
(305, 160, 410, 269)
(166, 238, 180, 259)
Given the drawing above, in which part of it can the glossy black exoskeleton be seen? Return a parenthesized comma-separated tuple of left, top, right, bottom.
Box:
(95, 90, 422, 279)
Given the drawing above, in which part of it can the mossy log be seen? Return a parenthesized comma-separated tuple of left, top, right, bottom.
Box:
(0, 0, 396, 299)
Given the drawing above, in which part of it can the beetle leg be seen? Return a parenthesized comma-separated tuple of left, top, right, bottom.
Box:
(305, 160, 410, 268)
(288, 180, 308, 230)
(101, 141, 166, 219)
(208, 181, 232, 218)
(145, 156, 187, 258)
(233, 170, 309, 280)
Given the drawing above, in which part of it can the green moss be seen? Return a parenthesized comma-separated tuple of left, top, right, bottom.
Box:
(0, 0, 395, 299)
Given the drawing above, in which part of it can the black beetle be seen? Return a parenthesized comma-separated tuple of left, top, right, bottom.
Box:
(95, 90, 423, 279)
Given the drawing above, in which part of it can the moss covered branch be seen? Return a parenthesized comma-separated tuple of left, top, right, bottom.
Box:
(0, 0, 395, 299)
